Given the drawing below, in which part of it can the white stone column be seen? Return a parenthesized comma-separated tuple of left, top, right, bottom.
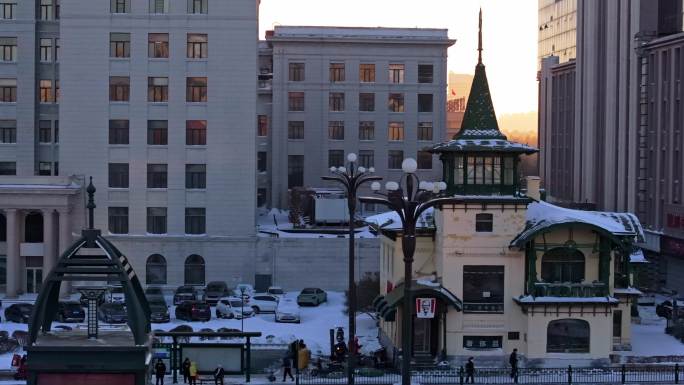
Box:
(58, 208, 72, 297)
(5, 209, 20, 298)
(42, 209, 56, 277)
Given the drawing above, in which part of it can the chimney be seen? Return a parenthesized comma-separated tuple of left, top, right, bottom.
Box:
(526, 176, 541, 201)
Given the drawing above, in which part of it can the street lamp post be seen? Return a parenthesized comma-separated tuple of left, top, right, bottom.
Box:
(322, 153, 382, 385)
(359, 158, 449, 385)
(240, 287, 246, 332)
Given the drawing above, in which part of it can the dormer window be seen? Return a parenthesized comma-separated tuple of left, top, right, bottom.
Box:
(450, 154, 518, 195)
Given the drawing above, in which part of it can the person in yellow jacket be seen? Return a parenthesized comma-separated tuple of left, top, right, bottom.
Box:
(297, 341, 311, 372)
(188, 361, 198, 385)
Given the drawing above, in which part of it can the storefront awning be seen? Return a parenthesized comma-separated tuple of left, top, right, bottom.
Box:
(373, 280, 462, 321)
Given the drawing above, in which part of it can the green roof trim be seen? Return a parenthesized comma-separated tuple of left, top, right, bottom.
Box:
(455, 62, 506, 140)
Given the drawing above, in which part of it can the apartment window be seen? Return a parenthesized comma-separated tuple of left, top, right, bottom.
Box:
(55, 39, 59, 61)
(0, 37, 16, 62)
(359, 121, 375, 140)
(475, 213, 493, 232)
(147, 207, 167, 234)
(388, 150, 403, 169)
(288, 121, 304, 140)
(359, 93, 375, 112)
(54, 120, 58, 142)
(388, 122, 404, 141)
(147, 164, 168, 188)
(288, 63, 305, 81)
(40, 0, 53, 20)
(257, 188, 267, 207)
(39, 80, 53, 103)
(287, 155, 304, 189)
(185, 164, 206, 189)
(389, 64, 405, 83)
(186, 120, 207, 145)
(147, 120, 168, 145)
(288, 92, 304, 111)
(418, 94, 433, 112)
(463, 265, 504, 313)
(38, 120, 51, 143)
(328, 121, 344, 140)
(388, 93, 404, 112)
(417, 151, 432, 170)
(148, 77, 168, 102)
(109, 120, 129, 145)
(359, 150, 374, 168)
(0, 2, 15, 19)
(359, 64, 375, 82)
(0, 120, 16, 143)
(418, 122, 433, 141)
(0, 78, 16, 102)
(329, 92, 345, 111)
(108, 207, 128, 234)
(185, 208, 206, 234)
(109, 76, 130, 102)
(111, 0, 129, 13)
(187, 0, 207, 14)
(110, 33, 130, 58)
(55, 80, 59, 103)
(39, 39, 52, 62)
(149, 0, 167, 14)
(257, 152, 267, 172)
(54, 162, 59, 175)
(108, 163, 129, 188)
(328, 150, 344, 168)
(0, 161, 15, 175)
(330, 63, 345, 82)
(38, 162, 52, 176)
(148, 33, 169, 58)
(418, 64, 434, 83)
(257, 115, 268, 137)
(186, 77, 207, 102)
(187, 34, 208, 59)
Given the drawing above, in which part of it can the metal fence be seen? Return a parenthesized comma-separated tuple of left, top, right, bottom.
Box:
(297, 365, 681, 385)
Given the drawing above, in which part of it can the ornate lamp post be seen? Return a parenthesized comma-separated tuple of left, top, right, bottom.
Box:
(359, 158, 449, 385)
(322, 153, 382, 385)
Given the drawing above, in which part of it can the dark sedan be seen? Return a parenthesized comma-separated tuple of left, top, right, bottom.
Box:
(175, 301, 211, 322)
(149, 299, 170, 323)
(98, 303, 127, 324)
(173, 285, 198, 306)
(4, 303, 34, 323)
(55, 302, 85, 323)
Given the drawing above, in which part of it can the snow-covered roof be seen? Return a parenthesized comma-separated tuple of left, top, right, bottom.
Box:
(365, 207, 435, 232)
(429, 138, 538, 154)
(514, 295, 619, 305)
(613, 287, 643, 296)
(630, 249, 648, 263)
(510, 201, 645, 248)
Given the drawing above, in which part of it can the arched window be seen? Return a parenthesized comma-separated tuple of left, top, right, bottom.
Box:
(547, 319, 590, 353)
(146, 254, 167, 285)
(184, 254, 205, 285)
(541, 248, 585, 283)
(24, 212, 43, 243)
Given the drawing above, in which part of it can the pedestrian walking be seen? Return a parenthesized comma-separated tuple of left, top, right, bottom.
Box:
(509, 348, 519, 384)
(214, 364, 225, 385)
(189, 361, 198, 385)
(182, 358, 191, 384)
(297, 341, 311, 372)
(282, 355, 294, 382)
(465, 357, 475, 384)
(154, 358, 166, 385)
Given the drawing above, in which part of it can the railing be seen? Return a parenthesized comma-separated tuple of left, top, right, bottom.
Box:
(297, 365, 681, 384)
(533, 282, 608, 297)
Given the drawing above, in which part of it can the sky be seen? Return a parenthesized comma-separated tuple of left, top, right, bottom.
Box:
(258, 0, 539, 115)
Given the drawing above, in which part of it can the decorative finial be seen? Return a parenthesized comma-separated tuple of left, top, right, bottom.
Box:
(86, 177, 96, 229)
(478, 8, 483, 65)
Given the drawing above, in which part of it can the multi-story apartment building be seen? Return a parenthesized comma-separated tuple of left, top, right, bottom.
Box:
(537, 0, 577, 68)
(260, 26, 454, 209)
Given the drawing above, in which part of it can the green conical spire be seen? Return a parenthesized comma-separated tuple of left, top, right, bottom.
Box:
(455, 9, 507, 141)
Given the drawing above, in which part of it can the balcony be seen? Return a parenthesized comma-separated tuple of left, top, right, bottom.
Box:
(258, 79, 272, 91)
(532, 282, 608, 298)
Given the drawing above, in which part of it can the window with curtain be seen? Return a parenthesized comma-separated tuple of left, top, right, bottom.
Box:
(541, 248, 585, 283)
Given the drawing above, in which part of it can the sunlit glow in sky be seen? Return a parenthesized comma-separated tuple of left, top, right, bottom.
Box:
(259, 0, 538, 115)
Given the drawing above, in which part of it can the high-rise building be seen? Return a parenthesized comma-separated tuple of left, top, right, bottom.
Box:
(537, 0, 577, 68)
(446, 72, 472, 140)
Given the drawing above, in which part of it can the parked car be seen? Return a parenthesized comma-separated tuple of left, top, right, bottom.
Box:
(656, 298, 684, 319)
(216, 297, 254, 319)
(233, 284, 255, 300)
(249, 294, 279, 314)
(203, 281, 230, 305)
(148, 298, 170, 323)
(275, 299, 301, 323)
(267, 286, 285, 297)
(297, 288, 327, 306)
(55, 302, 85, 323)
(173, 285, 198, 305)
(98, 303, 127, 324)
(175, 301, 211, 322)
(4, 303, 34, 323)
(145, 286, 164, 298)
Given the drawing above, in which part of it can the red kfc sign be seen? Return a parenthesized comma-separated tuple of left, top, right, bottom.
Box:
(416, 298, 436, 318)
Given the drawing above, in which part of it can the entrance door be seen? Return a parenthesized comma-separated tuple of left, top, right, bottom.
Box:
(613, 310, 622, 344)
(26, 267, 42, 293)
(413, 318, 431, 354)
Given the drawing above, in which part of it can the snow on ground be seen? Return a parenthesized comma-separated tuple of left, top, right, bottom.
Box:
(620, 305, 684, 358)
(0, 291, 380, 370)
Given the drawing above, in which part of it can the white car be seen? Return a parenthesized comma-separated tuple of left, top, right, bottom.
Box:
(249, 294, 279, 314)
(233, 284, 255, 300)
(216, 297, 254, 320)
(267, 286, 285, 297)
(275, 299, 300, 323)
